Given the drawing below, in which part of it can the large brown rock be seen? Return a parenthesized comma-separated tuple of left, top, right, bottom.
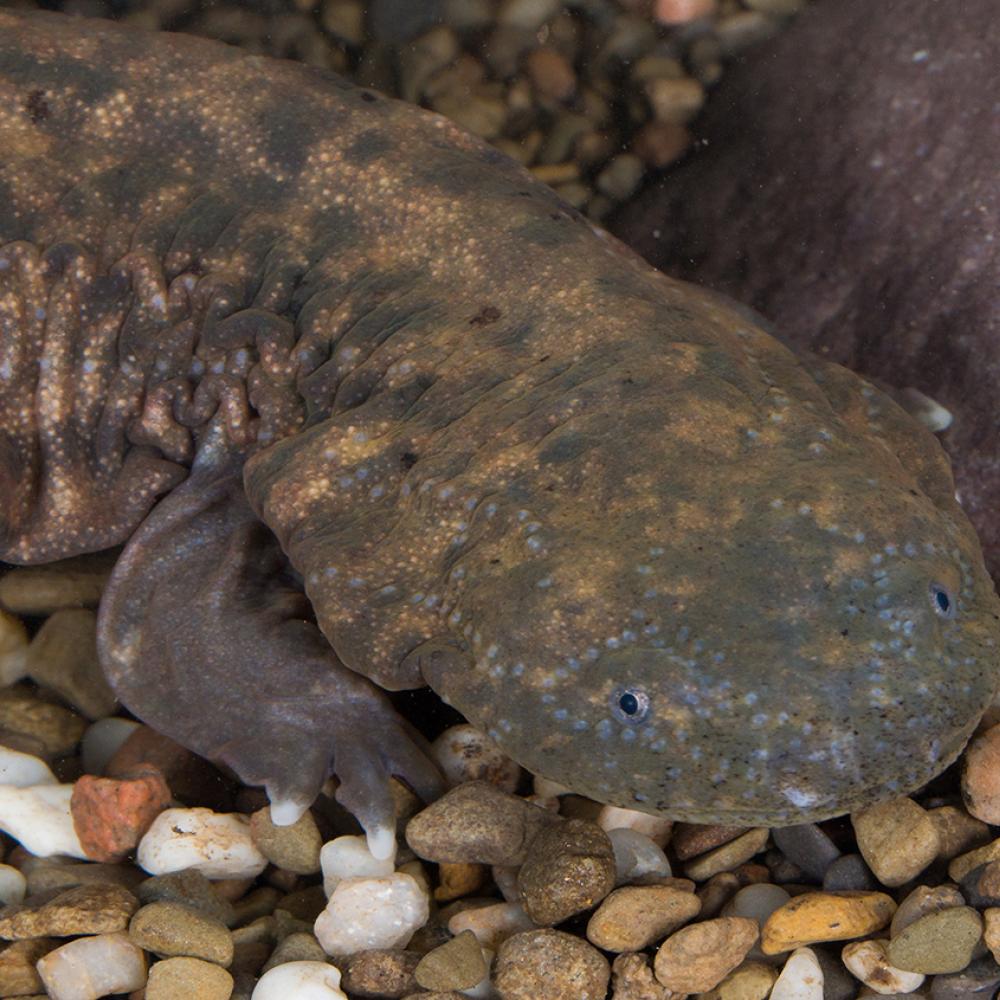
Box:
(614, 0, 1000, 577)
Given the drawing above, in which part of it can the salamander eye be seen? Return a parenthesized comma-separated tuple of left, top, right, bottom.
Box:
(611, 686, 650, 724)
(930, 583, 957, 619)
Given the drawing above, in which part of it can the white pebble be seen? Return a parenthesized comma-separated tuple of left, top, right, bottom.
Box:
(771, 947, 824, 1000)
(448, 900, 535, 949)
(0, 784, 87, 858)
(314, 873, 429, 956)
(842, 939, 925, 995)
(0, 863, 27, 905)
(608, 827, 671, 883)
(321, 834, 395, 896)
(597, 804, 673, 847)
(81, 717, 141, 776)
(251, 961, 346, 1000)
(137, 807, 267, 879)
(431, 724, 521, 792)
(532, 774, 572, 798)
(0, 746, 57, 787)
(36, 931, 147, 1000)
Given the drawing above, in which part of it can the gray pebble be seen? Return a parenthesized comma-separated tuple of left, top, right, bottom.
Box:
(929, 955, 1000, 1000)
(822, 853, 878, 892)
(772, 824, 841, 883)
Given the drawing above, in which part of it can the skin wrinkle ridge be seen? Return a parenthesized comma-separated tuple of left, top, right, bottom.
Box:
(1, 10, 999, 851)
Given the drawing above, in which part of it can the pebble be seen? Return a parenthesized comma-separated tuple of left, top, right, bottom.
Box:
(770, 947, 823, 1000)
(430, 725, 521, 793)
(0, 937, 54, 996)
(80, 717, 141, 776)
(654, 0, 717, 24)
(137, 868, 237, 927)
(26, 859, 145, 896)
(761, 891, 896, 954)
(703, 960, 777, 1000)
(435, 861, 487, 901)
(887, 905, 983, 974)
(24, 608, 117, 720)
(595, 153, 646, 202)
(962, 723, 1000, 823)
(0, 745, 57, 786)
(262, 931, 329, 972)
(928, 954, 1000, 1000)
(0, 783, 87, 859)
(842, 939, 926, 994)
(70, 769, 172, 862)
(0, 863, 26, 905)
(631, 120, 691, 169)
(985, 907, 1000, 962)
(653, 916, 759, 992)
(342, 947, 421, 996)
(684, 828, 771, 881)
(852, 798, 941, 887)
(137, 808, 268, 879)
(35, 931, 147, 1000)
(128, 899, 234, 965)
(597, 805, 673, 848)
(697, 872, 742, 918)
(314, 873, 429, 956)
(949, 836, 1000, 882)
(0, 555, 112, 613)
(447, 900, 536, 949)
(517, 817, 616, 925)
(249, 806, 322, 875)
(414, 929, 487, 990)
(586, 883, 700, 951)
(645, 75, 705, 124)
(497, 0, 562, 31)
(891, 884, 965, 937)
(608, 827, 672, 883)
(928, 805, 992, 862)
(0, 686, 86, 757)
(251, 960, 347, 1000)
(145, 955, 235, 1000)
(0, 609, 27, 685)
(494, 928, 609, 1000)
(823, 853, 879, 892)
(0, 882, 138, 938)
(771, 824, 841, 883)
(321, 834, 396, 896)
(405, 781, 558, 865)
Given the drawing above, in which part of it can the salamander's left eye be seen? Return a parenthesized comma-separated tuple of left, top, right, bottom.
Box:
(612, 686, 650, 724)
(930, 583, 957, 619)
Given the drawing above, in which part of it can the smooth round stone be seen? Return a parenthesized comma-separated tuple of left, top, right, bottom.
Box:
(0, 783, 86, 858)
(250, 807, 322, 875)
(770, 947, 823, 1000)
(314, 873, 429, 957)
(928, 954, 1000, 1000)
(961, 722, 1000, 823)
(137, 808, 267, 880)
(596, 805, 673, 847)
(0, 863, 26, 906)
(430, 724, 521, 792)
(771, 824, 841, 883)
(852, 798, 941, 888)
(653, 916, 758, 993)
(251, 960, 346, 1000)
(927, 806, 991, 861)
(0, 609, 28, 686)
(414, 929, 487, 991)
(495, 928, 609, 1000)
(586, 884, 701, 951)
(128, 900, 234, 965)
(447, 900, 535, 950)
(683, 828, 770, 881)
(137, 869, 237, 928)
(35, 931, 147, 1000)
(81, 718, 141, 777)
(887, 906, 983, 974)
(891, 885, 965, 937)
(0, 746, 57, 787)
(702, 960, 777, 1000)
(145, 956, 234, 1000)
(608, 827, 672, 884)
(724, 883, 792, 928)
(949, 836, 1000, 882)
(320, 835, 395, 896)
(842, 939, 925, 994)
(823, 853, 878, 892)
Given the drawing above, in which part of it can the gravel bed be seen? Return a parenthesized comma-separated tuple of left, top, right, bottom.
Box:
(3, 552, 1000, 999)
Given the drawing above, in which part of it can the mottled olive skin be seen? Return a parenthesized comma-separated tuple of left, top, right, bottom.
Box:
(0, 11, 997, 841)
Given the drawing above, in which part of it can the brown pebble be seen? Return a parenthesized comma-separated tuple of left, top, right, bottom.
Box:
(653, 916, 758, 993)
(702, 960, 778, 1000)
(587, 884, 701, 952)
(342, 948, 420, 998)
(494, 928, 609, 1000)
(261, 931, 329, 973)
(434, 862, 486, 902)
(525, 47, 576, 103)
(128, 901, 234, 966)
(71, 769, 172, 863)
(249, 807, 322, 875)
(0, 884, 138, 939)
(610, 951, 674, 1000)
(962, 723, 1000, 823)
(890, 884, 965, 937)
(852, 798, 940, 887)
(27, 860, 145, 896)
(887, 905, 983, 975)
(949, 836, 1000, 882)
(697, 872, 742, 920)
(517, 818, 616, 925)
(645, 76, 705, 124)
(0, 685, 86, 758)
(928, 805, 992, 863)
(672, 824, 749, 862)
(983, 908, 1000, 964)
(762, 891, 896, 954)
(0, 937, 56, 996)
(144, 956, 234, 1000)
(632, 120, 691, 169)
(0, 553, 114, 613)
(137, 869, 236, 928)
(414, 930, 487, 991)
(684, 828, 770, 882)
(405, 781, 559, 866)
